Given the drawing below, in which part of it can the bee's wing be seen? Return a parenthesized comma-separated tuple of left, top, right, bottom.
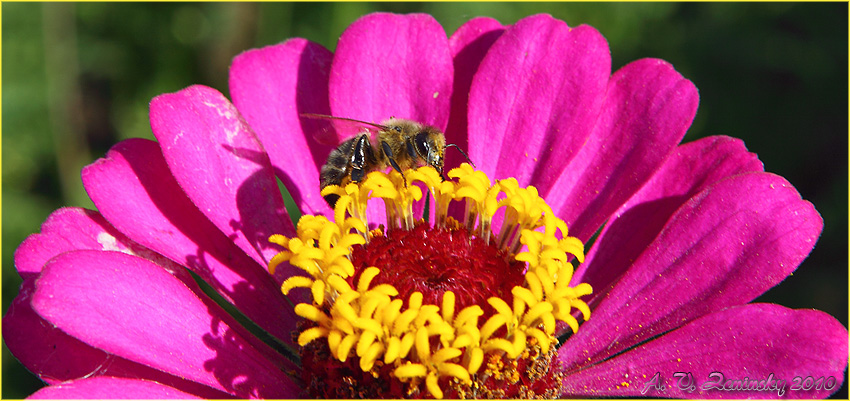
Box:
(301, 113, 385, 146)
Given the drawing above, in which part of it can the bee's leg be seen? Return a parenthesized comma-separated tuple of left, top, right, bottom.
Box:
(423, 191, 431, 224)
(381, 141, 408, 187)
(350, 135, 371, 182)
(406, 141, 417, 160)
(380, 141, 403, 174)
(351, 167, 365, 182)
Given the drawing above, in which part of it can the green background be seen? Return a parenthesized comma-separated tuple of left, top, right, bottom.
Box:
(3, 3, 847, 398)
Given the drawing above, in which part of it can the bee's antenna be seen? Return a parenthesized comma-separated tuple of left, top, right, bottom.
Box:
(446, 144, 475, 167)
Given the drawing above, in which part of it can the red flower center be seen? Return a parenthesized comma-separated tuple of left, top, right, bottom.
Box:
(300, 220, 567, 398)
(269, 164, 592, 399)
(351, 222, 525, 313)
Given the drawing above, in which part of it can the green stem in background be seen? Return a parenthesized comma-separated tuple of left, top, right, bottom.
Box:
(42, 3, 93, 209)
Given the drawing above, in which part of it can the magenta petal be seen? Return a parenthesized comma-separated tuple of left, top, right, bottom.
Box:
(560, 304, 848, 398)
(560, 172, 823, 369)
(549, 58, 699, 241)
(575, 136, 764, 305)
(5, 278, 229, 399)
(229, 39, 335, 217)
(5, 278, 120, 385)
(31, 250, 300, 398)
(82, 138, 300, 343)
(329, 13, 453, 129)
(445, 17, 505, 171)
(29, 377, 205, 399)
(5, 210, 231, 397)
(468, 15, 609, 192)
(149, 85, 294, 268)
(13, 207, 193, 281)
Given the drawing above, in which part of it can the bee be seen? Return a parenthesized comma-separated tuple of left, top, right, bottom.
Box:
(303, 114, 472, 207)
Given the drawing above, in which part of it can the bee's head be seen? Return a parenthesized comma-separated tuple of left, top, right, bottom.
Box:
(414, 129, 445, 174)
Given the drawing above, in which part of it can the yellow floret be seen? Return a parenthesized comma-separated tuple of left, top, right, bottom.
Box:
(268, 164, 594, 398)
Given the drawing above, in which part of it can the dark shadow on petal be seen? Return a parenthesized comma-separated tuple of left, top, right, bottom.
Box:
(294, 41, 334, 166)
(223, 152, 309, 310)
(202, 316, 304, 399)
(112, 139, 298, 345)
(227, 153, 290, 255)
(444, 28, 505, 173)
(291, 41, 336, 212)
(221, 144, 308, 227)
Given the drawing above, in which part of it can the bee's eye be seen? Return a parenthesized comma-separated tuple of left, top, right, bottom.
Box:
(393, 126, 402, 133)
(414, 132, 430, 157)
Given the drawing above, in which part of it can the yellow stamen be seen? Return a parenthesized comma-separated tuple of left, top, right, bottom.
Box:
(268, 164, 593, 398)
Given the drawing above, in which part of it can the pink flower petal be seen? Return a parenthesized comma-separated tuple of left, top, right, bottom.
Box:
(4, 279, 227, 399)
(548, 58, 699, 241)
(5, 278, 122, 385)
(14, 207, 191, 280)
(445, 17, 505, 171)
(468, 14, 609, 191)
(559, 172, 822, 370)
(561, 304, 848, 398)
(82, 138, 301, 344)
(31, 250, 300, 398)
(329, 13, 453, 129)
(575, 136, 764, 307)
(148, 85, 294, 269)
(229, 39, 335, 217)
(29, 377, 205, 399)
(5, 209, 232, 397)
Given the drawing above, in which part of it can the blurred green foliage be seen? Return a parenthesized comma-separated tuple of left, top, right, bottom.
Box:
(2, 3, 847, 398)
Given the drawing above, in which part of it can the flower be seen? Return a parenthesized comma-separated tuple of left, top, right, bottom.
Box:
(4, 12, 847, 399)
